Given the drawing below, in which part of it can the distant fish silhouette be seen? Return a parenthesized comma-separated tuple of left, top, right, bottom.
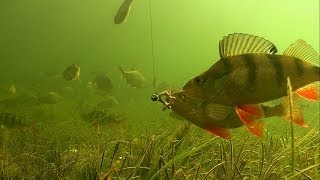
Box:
(114, 0, 134, 24)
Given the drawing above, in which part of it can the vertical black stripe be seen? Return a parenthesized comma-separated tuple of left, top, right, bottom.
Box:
(267, 54, 284, 86)
(243, 54, 257, 86)
(222, 58, 231, 75)
(313, 66, 320, 80)
(212, 58, 230, 79)
(294, 58, 304, 77)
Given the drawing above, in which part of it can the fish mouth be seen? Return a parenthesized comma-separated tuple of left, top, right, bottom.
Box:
(180, 90, 206, 102)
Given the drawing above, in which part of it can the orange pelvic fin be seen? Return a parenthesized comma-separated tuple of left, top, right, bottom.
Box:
(236, 105, 265, 137)
(296, 83, 319, 101)
(204, 127, 231, 139)
(246, 120, 264, 137)
(235, 104, 264, 128)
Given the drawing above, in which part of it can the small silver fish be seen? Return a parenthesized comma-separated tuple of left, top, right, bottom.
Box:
(118, 66, 149, 88)
(63, 64, 80, 81)
(96, 95, 120, 109)
(114, 0, 134, 24)
(44, 72, 62, 80)
(37, 92, 62, 104)
(92, 73, 113, 92)
(81, 108, 126, 126)
(0, 94, 39, 110)
(7, 84, 16, 95)
(59, 86, 74, 97)
(0, 112, 29, 129)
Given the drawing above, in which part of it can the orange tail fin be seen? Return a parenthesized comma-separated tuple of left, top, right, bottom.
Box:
(296, 83, 319, 101)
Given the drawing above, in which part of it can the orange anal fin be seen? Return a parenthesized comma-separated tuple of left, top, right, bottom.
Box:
(296, 84, 319, 101)
(283, 108, 308, 128)
(246, 120, 264, 137)
(235, 105, 264, 128)
(204, 127, 231, 139)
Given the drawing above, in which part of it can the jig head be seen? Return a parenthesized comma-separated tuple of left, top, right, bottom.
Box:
(151, 90, 176, 111)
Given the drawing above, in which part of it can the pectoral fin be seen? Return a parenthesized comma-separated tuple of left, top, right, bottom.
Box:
(204, 127, 231, 139)
(205, 103, 232, 121)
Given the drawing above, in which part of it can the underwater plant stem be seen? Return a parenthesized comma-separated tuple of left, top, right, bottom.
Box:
(195, 165, 200, 180)
(287, 77, 295, 175)
(229, 139, 234, 179)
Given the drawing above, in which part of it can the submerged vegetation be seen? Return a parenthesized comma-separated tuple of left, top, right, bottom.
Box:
(1, 108, 319, 179)
(0, 0, 319, 179)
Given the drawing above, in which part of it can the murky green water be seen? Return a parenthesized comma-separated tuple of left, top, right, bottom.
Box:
(0, 0, 319, 179)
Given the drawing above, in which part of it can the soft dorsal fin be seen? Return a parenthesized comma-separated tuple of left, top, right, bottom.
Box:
(219, 33, 278, 58)
(283, 39, 319, 66)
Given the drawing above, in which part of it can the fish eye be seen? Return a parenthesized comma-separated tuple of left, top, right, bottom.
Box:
(194, 76, 204, 85)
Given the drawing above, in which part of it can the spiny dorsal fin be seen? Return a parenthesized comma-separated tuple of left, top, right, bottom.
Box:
(283, 39, 319, 66)
(219, 33, 278, 58)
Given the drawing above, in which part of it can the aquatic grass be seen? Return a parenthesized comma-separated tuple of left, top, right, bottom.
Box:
(286, 77, 295, 175)
(284, 163, 320, 180)
(1, 105, 319, 179)
(148, 136, 218, 179)
(314, 146, 320, 179)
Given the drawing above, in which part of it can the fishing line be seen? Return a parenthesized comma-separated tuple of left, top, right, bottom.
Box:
(148, 0, 156, 92)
